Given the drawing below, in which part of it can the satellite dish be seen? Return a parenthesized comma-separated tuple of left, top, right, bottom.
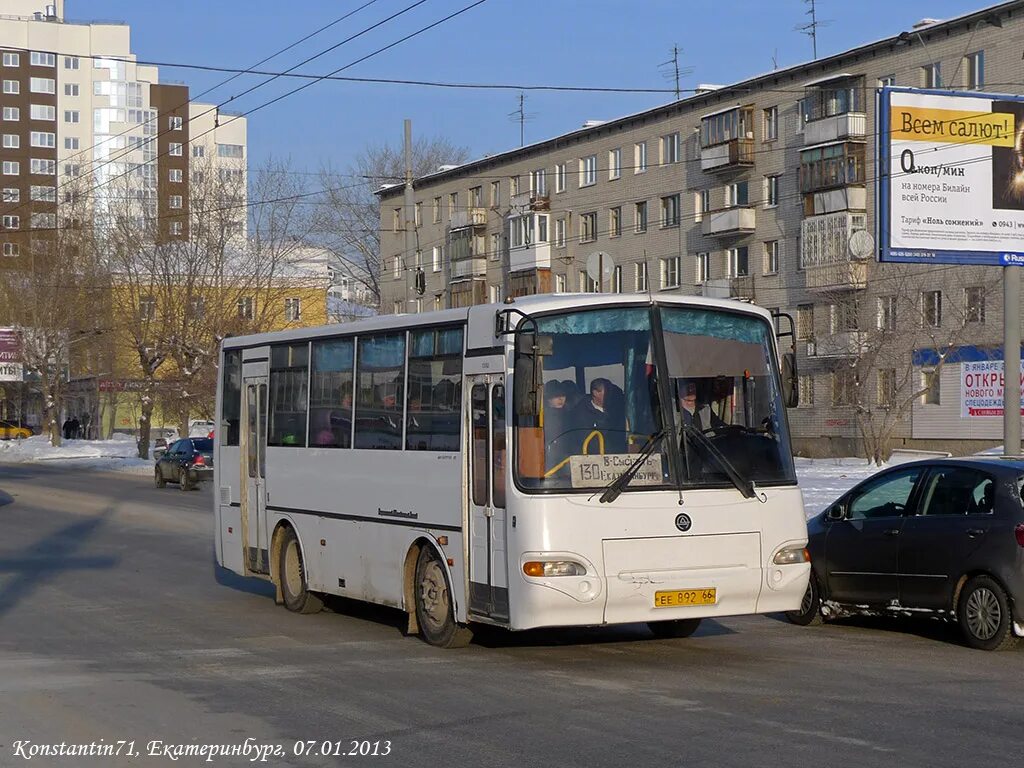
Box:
(848, 229, 875, 260)
(585, 251, 615, 288)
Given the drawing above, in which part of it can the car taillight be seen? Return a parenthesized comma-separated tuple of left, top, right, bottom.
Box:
(193, 455, 206, 466)
(1016, 524, 1024, 548)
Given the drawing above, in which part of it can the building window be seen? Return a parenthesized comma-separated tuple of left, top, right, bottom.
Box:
(490, 232, 501, 261)
(63, 163, 79, 177)
(392, 208, 401, 232)
(64, 83, 79, 97)
(31, 105, 54, 122)
(609, 206, 622, 237)
(727, 247, 749, 277)
(467, 186, 481, 207)
(30, 185, 55, 202)
(634, 141, 647, 173)
(797, 304, 814, 339)
(139, 296, 156, 321)
(64, 137, 79, 150)
(169, 115, 183, 130)
(612, 265, 623, 293)
(2, 80, 18, 94)
(509, 176, 519, 197)
(30, 52, 55, 67)
(412, 201, 422, 227)
(555, 218, 566, 247)
(608, 148, 621, 179)
(432, 196, 441, 223)
(30, 158, 55, 175)
(529, 170, 545, 197)
(431, 245, 442, 272)
(2, 53, 19, 67)
(490, 180, 500, 206)
(798, 375, 814, 407)
(726, 180, 749, 207)
(635, 262, 649, 292)
(30, 212, 54, 229)
(580, 211, 597, 243)
(169, 221, 184, 235)
(169, 168, 183, 183)
(554, 273, 566, 293)
(489, 284, 501, 303)
(30, 77, 55, 94)
(580, 155, 597, 187)
(877, 296, 896, 331)
(2, 215, 19, 229)
(965, 286, 986, 323)
(2, 161, 18, 176)
(237, 297, 253, 320)
(2, 134, 17, 149)
(660, 194, 680, 227)
(922, 62, 942, 88)
(192, 145, 205, 158)
(169, 195, 183, 209)
(64, 56, 79, 70)
(392, 255, 401, 279)
(578, 270, 597, 293)
(169, 142, 183, 156)
(921, 369, 941, 405)
(635, 200, 648, 233)
(285, 298, 301, 321)
(2, 242, 19, 256)
(660, 256, 681, 289)
(554, 162, 566, 193)
(921, 290, 942, 327)
(877, 369, 896, 407)
(30, 131, 54, 148)
(878, 74, 896, 88)
(217, 143, 243, 158)
(763, 240, 779, 275)
(660, 132, 680, 164)
(448, 191, 457, 215)
(695, 252, 709, 284)
(965, 51, 984, 90)
(830, 297, 859, 332)
(3, 107, 19, 121)
(763, 106, 778, 141)
(2, 188, 18, 202)
(764, 174, 780, 207)
(795, 98, 807, 133)
(62, 110, 79, 124)
(831, 369, 857, 407)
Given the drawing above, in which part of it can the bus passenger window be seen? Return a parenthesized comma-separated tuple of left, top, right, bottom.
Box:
(221, 349, 241, 446)
(310, 338, 354, 448)
(407, 327, 463, 451)
(268, 344, 308, 447)
(354, 333, 405, 450)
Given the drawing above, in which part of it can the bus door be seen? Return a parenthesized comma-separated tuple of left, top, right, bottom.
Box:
(467, 375, 509, 621)
(241, 376, 269, 574)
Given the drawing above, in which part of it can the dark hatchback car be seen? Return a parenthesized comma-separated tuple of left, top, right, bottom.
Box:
(155, 437, 214, 491)
(789, 458, 1024, 650)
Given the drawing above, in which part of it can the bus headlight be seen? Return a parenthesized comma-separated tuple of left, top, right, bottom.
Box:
(523, 560, 587, 577)
(772, 547, 810, 565)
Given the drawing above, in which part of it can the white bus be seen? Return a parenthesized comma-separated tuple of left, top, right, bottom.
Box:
(213, 294, 810, 647)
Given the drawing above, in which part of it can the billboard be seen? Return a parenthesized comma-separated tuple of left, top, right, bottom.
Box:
(879, 87, 1024, 265)
(0, 327, 21, 382)
(961, 360, 1024, 417)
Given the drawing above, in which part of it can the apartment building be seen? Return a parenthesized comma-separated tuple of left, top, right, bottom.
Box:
(379, 0, 1024, 456)
(0, 0, 247, 257)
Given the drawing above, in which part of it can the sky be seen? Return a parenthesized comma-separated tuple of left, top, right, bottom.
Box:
(72, 0, 997, 174)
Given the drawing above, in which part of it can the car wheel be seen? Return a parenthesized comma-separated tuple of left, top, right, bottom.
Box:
(957, 575, 1019, 651)
(414, 545, 472, 648)
(278, 526, 323, 614)
(179, 470, 192, 491)
(154, 467, 166, 488)
(786, 572, 824, 626)
(647, 618, 702, 639)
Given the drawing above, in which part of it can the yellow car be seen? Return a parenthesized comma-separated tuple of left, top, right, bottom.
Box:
(0, 420, 32, 439)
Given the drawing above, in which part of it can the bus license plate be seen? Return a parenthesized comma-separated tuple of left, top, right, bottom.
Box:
(654, 588, 716, 608)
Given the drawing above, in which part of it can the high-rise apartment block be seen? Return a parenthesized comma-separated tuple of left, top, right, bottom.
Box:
(0, 0, 247, 258)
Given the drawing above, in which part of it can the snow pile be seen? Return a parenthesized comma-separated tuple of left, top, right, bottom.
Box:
(0, 434, 154, 474)
(795, 457, 883, 518)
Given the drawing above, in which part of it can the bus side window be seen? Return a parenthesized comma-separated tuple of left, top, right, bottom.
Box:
(471, 385, 488, 506)
(222, 350, 241, 446)
(492, 384, 506, 508)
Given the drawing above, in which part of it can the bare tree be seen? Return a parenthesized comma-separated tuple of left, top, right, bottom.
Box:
(315, 136, 470, 308)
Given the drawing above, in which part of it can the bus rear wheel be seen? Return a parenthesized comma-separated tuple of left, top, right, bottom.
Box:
(278, 526, 323, 615)
(647, 618, 702, 639)
(414, 546, 472, 649)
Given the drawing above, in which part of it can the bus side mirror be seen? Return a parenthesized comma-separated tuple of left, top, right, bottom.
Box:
(781, 351, 798, 408)
(514, 333, 553, 417)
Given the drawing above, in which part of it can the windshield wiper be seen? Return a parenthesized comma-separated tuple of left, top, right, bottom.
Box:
(681, 423, 757, 499)
(598, 429, 667, 504)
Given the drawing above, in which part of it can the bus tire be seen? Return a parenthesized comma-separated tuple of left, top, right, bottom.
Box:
(414, 545, 471, 648)
(278, 526, 323, 615)
(786, 572, 823, 627)
(647, 618, 702, 639)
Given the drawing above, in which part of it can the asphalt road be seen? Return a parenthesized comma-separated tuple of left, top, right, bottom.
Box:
(0, 464, 1021, 768)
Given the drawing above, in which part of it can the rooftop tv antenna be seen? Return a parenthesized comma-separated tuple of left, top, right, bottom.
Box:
(508, 93, 536, 148)
(796, 0, 831, 59)
(659, 45, 693, 101)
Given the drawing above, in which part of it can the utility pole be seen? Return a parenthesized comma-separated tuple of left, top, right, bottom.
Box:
(1005, 266, 1021, 454)
(403, 119, 416, 310)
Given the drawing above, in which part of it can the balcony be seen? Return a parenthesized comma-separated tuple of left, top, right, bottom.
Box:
(806, 331, 867, 358)
(697, 276, 753, 300)
(804, 260, 868, 293)
(699, 138, 754, 172)
(804, 112, 866, 145)
(701, 206, 756, 236)
(450, 255, 487, 280)
(804, 187, 866, 216)
(509, 241, 551, 273)
(450, 207, 487, 229)
(730, 275, 755, 300)
(511, 191, 550, 212)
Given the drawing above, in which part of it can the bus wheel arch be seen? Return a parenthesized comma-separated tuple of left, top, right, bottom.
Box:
(407, 539, 471, 648)
(272, 520, 322, 615)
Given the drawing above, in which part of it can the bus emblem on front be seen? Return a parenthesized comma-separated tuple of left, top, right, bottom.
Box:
(674, 513, 692, 532)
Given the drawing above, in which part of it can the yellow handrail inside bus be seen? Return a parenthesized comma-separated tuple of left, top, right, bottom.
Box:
(543, 430, 606, 478)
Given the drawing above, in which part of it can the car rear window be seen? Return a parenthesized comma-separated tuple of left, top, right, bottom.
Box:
(192, 438, 213, 452)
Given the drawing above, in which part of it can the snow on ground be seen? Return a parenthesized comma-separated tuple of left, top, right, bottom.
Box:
(795, 457, 883, 518)
(0, 434, 154, 474)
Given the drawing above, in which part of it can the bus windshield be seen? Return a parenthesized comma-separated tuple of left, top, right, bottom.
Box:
(513, 304, 796, 494)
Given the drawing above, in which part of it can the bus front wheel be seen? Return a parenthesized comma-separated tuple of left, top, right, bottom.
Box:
(647, 618, 702, 639)
(414, 546, 472, 649)
(278, 526, 323, 615)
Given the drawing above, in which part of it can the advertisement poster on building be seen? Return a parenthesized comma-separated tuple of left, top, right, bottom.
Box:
(879, 87, 1024, 265)
(961, 360, 1024, 417)
(0, 327, 22, 383)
